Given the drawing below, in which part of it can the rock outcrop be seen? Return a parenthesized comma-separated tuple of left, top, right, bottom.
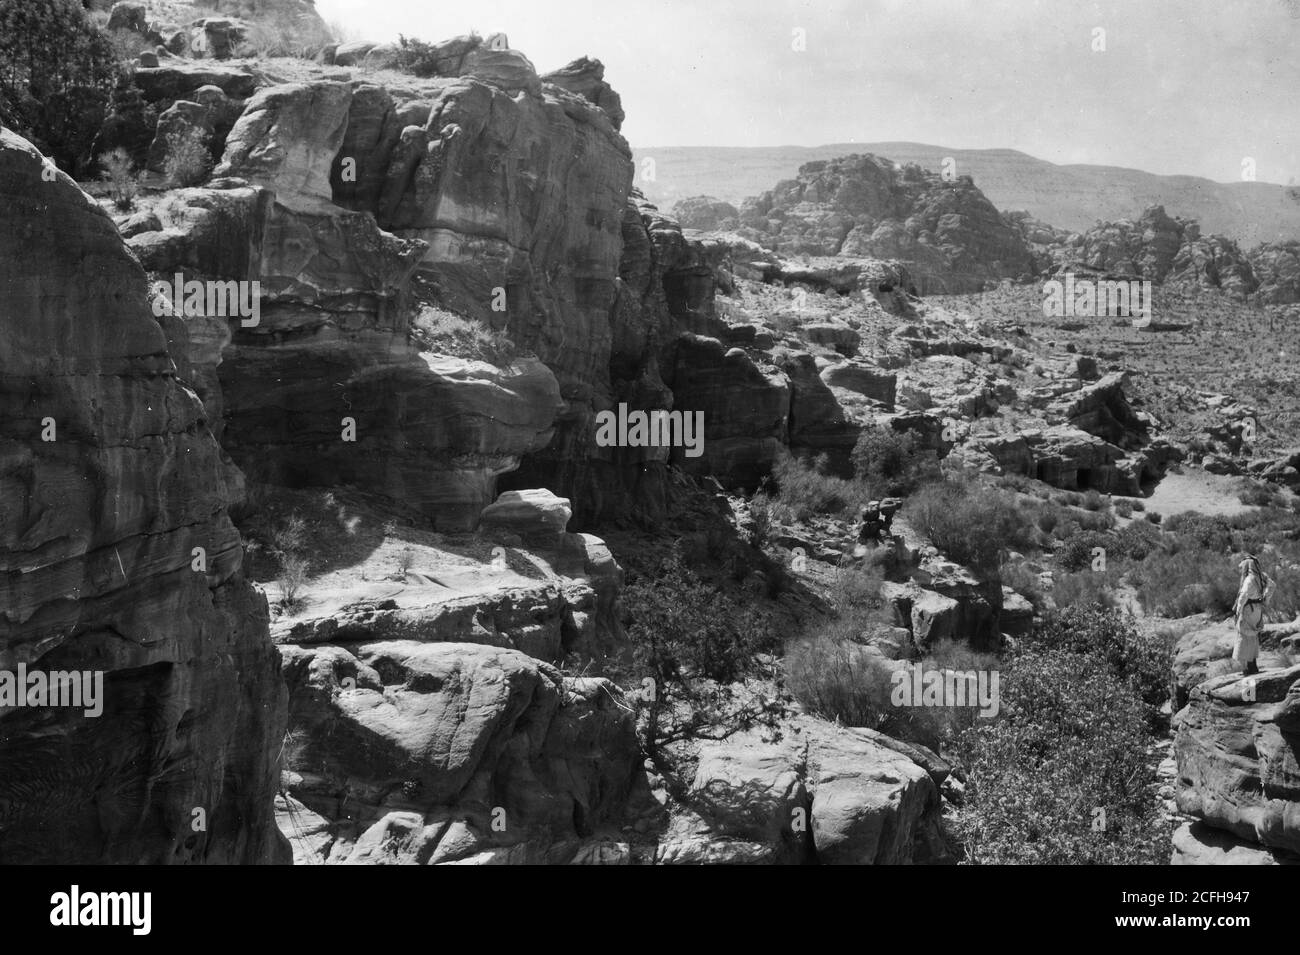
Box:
(276, 641, 639, 864)
(736, 154, 1035, 293)
(1174, 665, 1300, 857)
(0, 129, 286, 863)
(672, 196, 740, 231)
(656, 719, 947, 864)
(1048, 205, 1260, 299)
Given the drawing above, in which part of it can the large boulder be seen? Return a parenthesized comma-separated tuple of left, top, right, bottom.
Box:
(1174, 665, 1300, 856)
(656, 719, 946, 864)
(276, 641, 640, 863)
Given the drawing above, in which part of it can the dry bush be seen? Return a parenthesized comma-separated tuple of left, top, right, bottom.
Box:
(98, 146, 137, 210)
(411, 305, 518, 365)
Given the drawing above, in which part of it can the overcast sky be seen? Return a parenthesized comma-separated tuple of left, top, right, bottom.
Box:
(314, 0, 1300, 185)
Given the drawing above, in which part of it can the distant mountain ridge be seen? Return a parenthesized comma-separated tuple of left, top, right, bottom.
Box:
(631, 142, 1300, 247)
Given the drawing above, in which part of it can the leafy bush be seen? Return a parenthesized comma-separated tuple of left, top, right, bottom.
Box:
(904, 476, 1036, 571)
(953, 607, 1173, 864)
(954, 643, 1172, 863)
(0, 0, 121, 172)
(1056, 530, 1112, 572)
(1031, 606, 1171, 710)
(1110, 520, 1162, 561)
(851, 424, 942, 496)
(1163, 512, 1234, 553)
(1081, 489, 1107, 511)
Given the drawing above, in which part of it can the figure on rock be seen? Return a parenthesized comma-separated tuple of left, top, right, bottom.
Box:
(1233, 555, 1274, 676)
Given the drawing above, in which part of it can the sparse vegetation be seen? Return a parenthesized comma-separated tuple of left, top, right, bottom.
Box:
(411, 305, 519, 365)
(904, 475, 1036, 571)
(163, 126, 212, 187)
(766, 449, 870, 522)
(620, 549, 778, 757)
(98, 146, 136, 209)
(851, 424, 942, 496)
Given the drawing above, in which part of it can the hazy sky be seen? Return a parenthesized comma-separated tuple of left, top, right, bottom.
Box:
(314, 0, 1300, 185)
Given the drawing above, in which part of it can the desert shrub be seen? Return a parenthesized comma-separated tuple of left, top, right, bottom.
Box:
(1113, 498, 1133, 518)
(1110, 520, 1161, 561)
(621, 550, 777, 754)
(1163, 512, 1234, 553)
(1031, 606, 1172, 710)
(0, 0, 121, 172)
(393, 32, 480, 76)
(1129, 549, 1237, 618)
(394, 546, 414, 579)
(769, 449, 869, 521)
(1130, 499, 1145, 511)
(787, 632, 991, 748)
(1050, 568, 1121, 612)
(105, 27, 150, 61)
(851, 424, 942, 496)
(747, 490, 774, 547)
(98, 146, 137, 209)
(1075, 508, 1116, 532)
(1238, 478, 1284, 508)
(269, 515, 308, 556)
(786, 631, 896, 729)
(953, 639, 1172, 864)
(1002, 561, 1049, 609)
(1055, 530, 1113, 572)
(1081, 489, 1107, 512)
(904, 476, 1035, 571)
(411, 305, 518, 365)
(163, 126, 212, 186)
(277, 554, 309, 609)
(1146, 510, 1162, 524)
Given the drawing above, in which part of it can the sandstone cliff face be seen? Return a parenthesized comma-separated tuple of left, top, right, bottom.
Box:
(127, 77, 568, 530)
(736, 154, 1036, 294)
(0, 128, 286, 863)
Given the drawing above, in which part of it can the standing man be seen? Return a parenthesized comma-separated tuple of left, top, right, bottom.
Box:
(1233, 555, 1274, 676)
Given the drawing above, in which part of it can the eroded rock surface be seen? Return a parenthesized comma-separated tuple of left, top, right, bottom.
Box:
(0, 129, 286, 864)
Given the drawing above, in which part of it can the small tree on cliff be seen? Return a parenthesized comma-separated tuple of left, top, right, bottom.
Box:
(620, 549, 776, 760)
(0, 0, 120, 173)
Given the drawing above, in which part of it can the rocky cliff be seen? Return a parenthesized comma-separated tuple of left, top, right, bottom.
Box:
(0, 128, 286, 864)
(735, 154, 1036, 294)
